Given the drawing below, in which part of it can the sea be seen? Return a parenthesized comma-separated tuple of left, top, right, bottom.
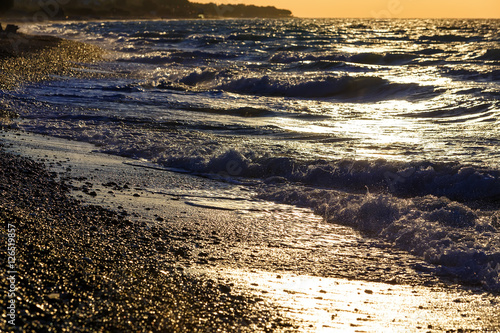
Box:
(5, 19, 500, 291)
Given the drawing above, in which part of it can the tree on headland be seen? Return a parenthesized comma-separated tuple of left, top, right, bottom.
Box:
(194, 3, 292, 18)
(1, 0, 291, 19)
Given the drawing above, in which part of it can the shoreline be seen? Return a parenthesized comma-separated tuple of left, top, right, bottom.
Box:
(0, 132, 294, 332)
(0, 34, 295, 332)
(2, 125, 499, 332)
(1, 33, 499, 331)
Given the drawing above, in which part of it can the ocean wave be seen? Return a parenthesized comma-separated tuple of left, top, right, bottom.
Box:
(217, 75, 433, 100)
(167, 50, 235, 62)
(416, 48, 445, 55)
(285, 60, 360, 72)
(436, 25, 474, 31)
(129, 30, 189, 44)
(270, 52, 417, 66)
(269, 52, 318, 64)
(154, 148, 500, 203)
(275, 45, 313, 52)
(347, 23, 370, 29)
(227, 33, 271, 41)
(178, 69, 218, 86)
(119, 54, 174, 65)
(418, 34, 471, 42)
(442, 68, 500, 82)
(475, 49, 500, 61)
(148, 71, 433, 100)
(259, 187, 500, 291)
(186, 34, 226, 45)
(402, 103, 494, 119)
(102, 84, 145, 93)
(183, 106, 275, 117)
(290, 160, 500, 202)
(146, 68, 222, 91)
(348, 52, 416, 65)
(122, 50, 235, 65)
(132, 30, 187, 39)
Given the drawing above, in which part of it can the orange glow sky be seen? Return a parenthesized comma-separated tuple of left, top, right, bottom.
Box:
(196, 0, 500, 18)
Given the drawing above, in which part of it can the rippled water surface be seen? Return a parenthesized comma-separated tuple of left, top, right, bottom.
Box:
(7, 19, 500, 291)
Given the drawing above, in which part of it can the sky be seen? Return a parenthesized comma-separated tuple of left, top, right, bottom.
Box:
(195, 0, 500, 18)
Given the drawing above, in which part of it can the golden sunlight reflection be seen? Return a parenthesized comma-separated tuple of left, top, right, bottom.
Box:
(268, 93, 475, 162)
(187, 267, 498, 332)
(338, 46, 390, 54)
(276, 102, 423, 144)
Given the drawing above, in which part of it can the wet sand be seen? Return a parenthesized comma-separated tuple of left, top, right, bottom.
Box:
(1, 34, 499, 332)
(0, 134, 293, 332)
(0, 33, 292, 332)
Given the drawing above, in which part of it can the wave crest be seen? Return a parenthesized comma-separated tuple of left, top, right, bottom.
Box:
(475, 49, 500, 61)
(218, 75, 432, 100)
(270, 51, 417, 65)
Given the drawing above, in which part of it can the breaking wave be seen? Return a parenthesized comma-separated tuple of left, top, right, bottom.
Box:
(475, 49, 500, 61)
(270, 51, 417, 65)
(217, 75, 434, 100)
(259, 186, 500, 291)
(147, 71, 436, 101)
(148, 149, 500, 203)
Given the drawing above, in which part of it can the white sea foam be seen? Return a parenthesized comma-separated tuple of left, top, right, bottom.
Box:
(259, 187, 500, 291)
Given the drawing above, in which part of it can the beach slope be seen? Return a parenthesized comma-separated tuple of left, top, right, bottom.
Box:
(0, 34, 293, 332)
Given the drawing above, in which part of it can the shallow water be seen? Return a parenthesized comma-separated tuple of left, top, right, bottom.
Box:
(4, 18, 500, 291)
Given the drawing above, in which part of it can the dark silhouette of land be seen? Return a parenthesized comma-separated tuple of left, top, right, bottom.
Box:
(0, 0, 14, 14)
(0, 0, 14, 31)
(4, 0, 292, 20)
(194, 3, 292, 18)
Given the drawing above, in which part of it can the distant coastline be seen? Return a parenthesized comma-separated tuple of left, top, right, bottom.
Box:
(4, 0, 292, 20)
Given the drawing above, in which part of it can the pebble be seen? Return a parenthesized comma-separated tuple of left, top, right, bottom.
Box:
(0, 147, 289, 331)
(83, 257, 93, 264)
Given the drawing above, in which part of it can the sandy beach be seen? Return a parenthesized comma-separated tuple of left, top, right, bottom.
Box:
(1, 33, 499, 332)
